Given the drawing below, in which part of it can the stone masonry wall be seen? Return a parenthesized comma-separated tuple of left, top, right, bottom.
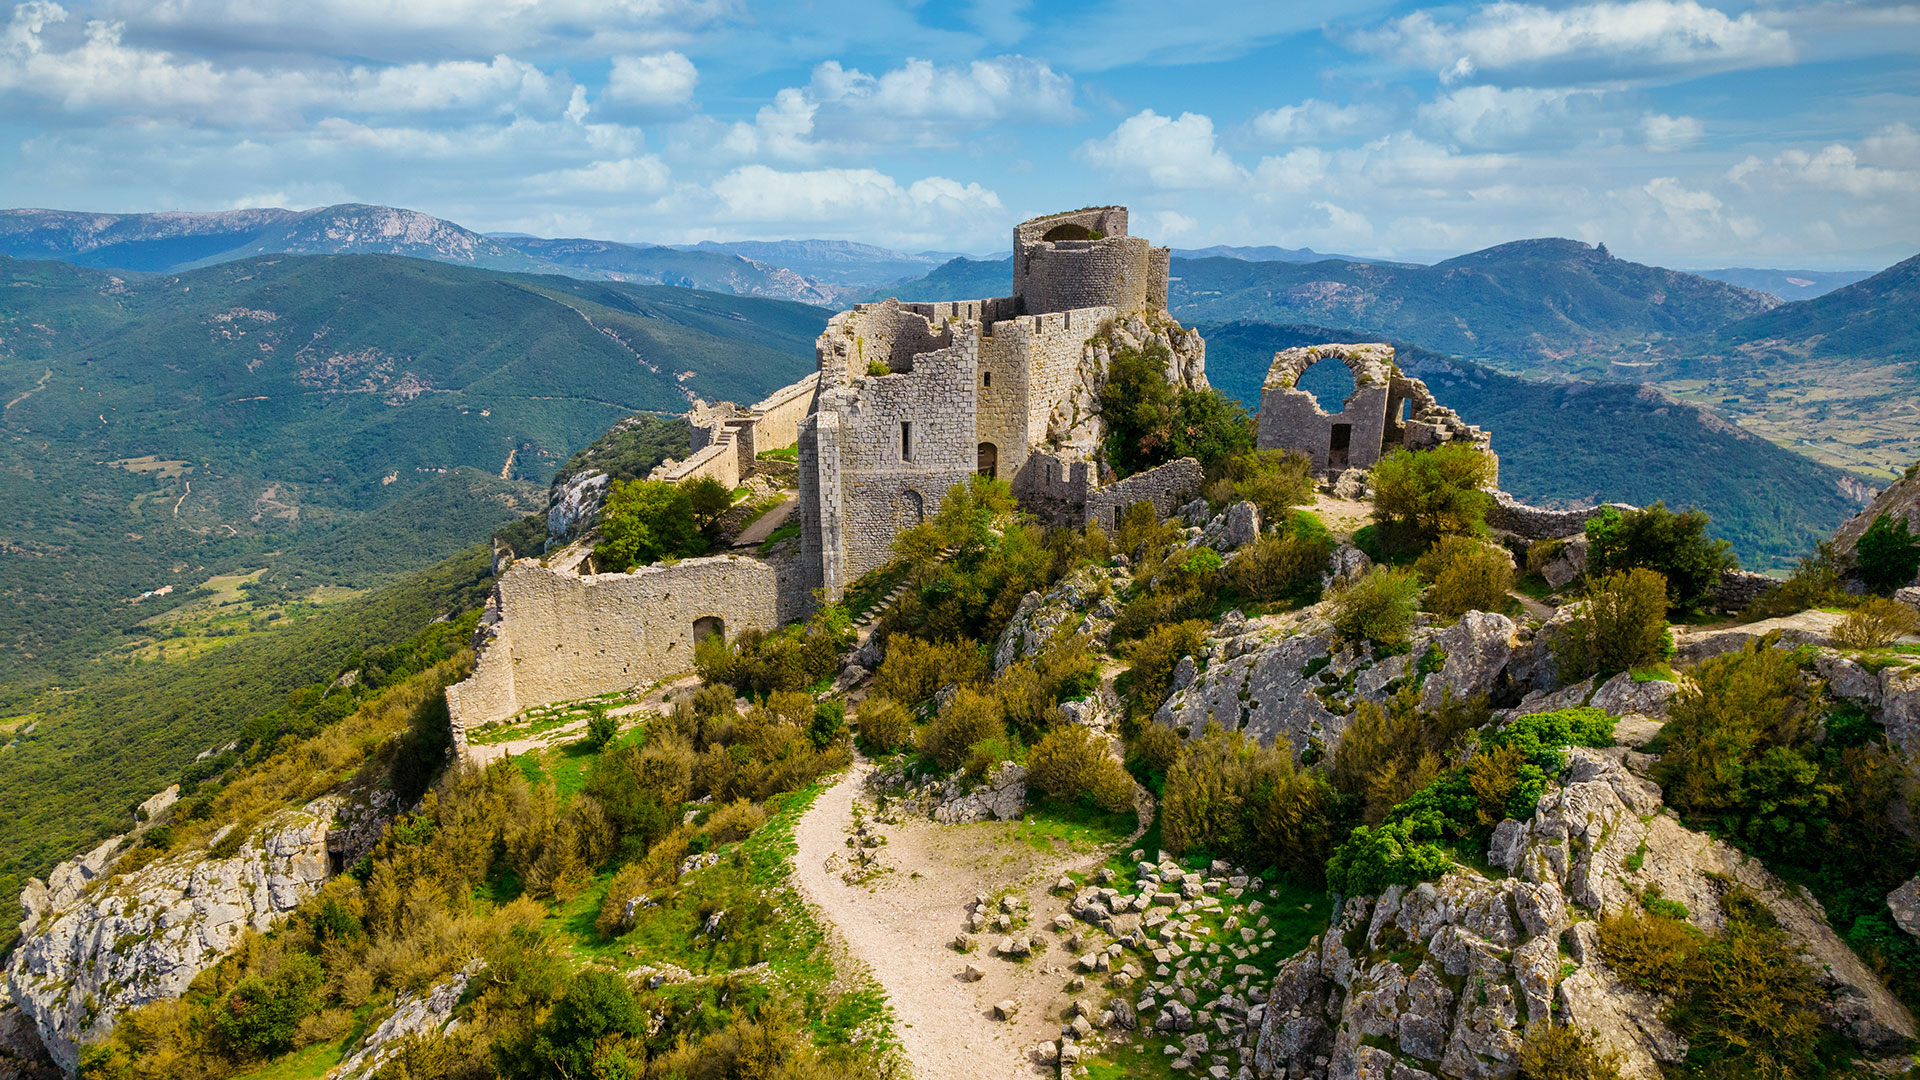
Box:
(444, 555, 779, 733)
(1084, 457, 1206, 531)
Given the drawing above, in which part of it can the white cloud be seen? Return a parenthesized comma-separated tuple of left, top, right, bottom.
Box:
(0, 5, 573, 125)
(718, 88, 819, 161)
(1251, 98, 1382, 143)
(1416, 85, 1598, 148)
(1352, 0, 1795, 83)
(607, 52, 697, 106)
(808, 55, 1075, 123)
(1152, 209, 1198, 239)
(1641, 112, 1703, 150)
(1079, 110, 1247, 190)
(526, 155, 670, 195)
(1727, 124, 1920, 197)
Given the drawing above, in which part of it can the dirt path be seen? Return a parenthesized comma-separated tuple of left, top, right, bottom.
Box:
(792, 762, 1143, 1080)
(732, 495, 796, 547)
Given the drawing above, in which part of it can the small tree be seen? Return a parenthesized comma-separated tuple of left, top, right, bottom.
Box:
(917, 688, 1004, 772)
(855, 696, 912, 755)
(1416, 535, 1514, 618)
(1100, 342, 1252, 475)
(1369, 444, 1496, 543)
(593, 479, 704, 571)
(1225, 528, 1334, 606)
(1584, 502, 1735, 611)
(584, 707, 619, 751)
(1026, 724, 1134, 812)
(1856, 512, 1920, 594)
(683, 475, 733, 537)
(1553, 569, 1671, 678)
(1329, 567, 1423, 650)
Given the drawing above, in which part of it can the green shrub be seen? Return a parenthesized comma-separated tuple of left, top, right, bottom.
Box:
(1161, 724, 1333, 882)
(1121, 620, 1209, 722)
(1124, 722, 1184, 794)
(918, 688, 1004, 772)
(865, 359, 891, 376)
(1025, 724, 1134, 812)
(1329, 567, 1422, 649)
(871, 635, 987, 708)
(808, 700, 846, 749)
(584, 708, 618, 751)
(1833, 597, 1919, 649)
(995, 631, 1099, 742)
(853, 699, 907, 757)
(212, 951, 326, 1057)
(1584, 502, 1736, 611)
(1225, 527, 1333, 606)
(1369, 444, 1496, 541)
(1856, 512, 1920, 594)
(1552, 569, 1671, 679)
(1324, 818, 1450, 895)
(592, 479, 705, 571)
(1100, 342, 1253, 475)
(1416, 535, 1514, 618)
(1655, 638, 1817, 823)
(1745, 540, 1848, 617)
(506, 968, 647, 1080)
(1206, 449, 1314, 520)
(683, 475, 733, 537)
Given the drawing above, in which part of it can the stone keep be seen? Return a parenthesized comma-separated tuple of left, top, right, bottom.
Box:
(799, 205, 1203, 598)
(1256, 342, 1494, 476)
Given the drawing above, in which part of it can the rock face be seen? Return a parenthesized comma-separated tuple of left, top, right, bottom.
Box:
(993, 563, 1128, 672)
(335, 970, 472, 1080)
(545, 469, 610, 542)
(1048, 310, 1209, 460)
(1888, 877, 1920, 941)
(7, 798, 342, 1072)
(1155, 611, 1524, 761)
(1819, 652, 1920, 761)
(866, 762, 1028, 824)
(1254, 749, 1915, 1080)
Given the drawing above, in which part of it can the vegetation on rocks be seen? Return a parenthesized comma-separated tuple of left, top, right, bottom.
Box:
(1368, 444, 1496, 548)
(1855, 512, 1920, 594)
(1584, 502, 1737, 612)
(1098, 342, 1253, 475)
(1416, 534, 1514, 618)
(1328, 566, 1422, 649)
(1553, 568, 1673, 679)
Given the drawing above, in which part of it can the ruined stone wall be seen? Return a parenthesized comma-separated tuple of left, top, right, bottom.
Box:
(1255, 343, 1493, 476)
(1011, 451, 1097, 527)
(816, 300, 954, 380)
(1485, 493, 1628, 541)
(1019, 237, 1159, 316)
(652, 433, 743, 489)
(744, 372, 820, 454)
(1083, 457, 1206, 531)
(445, 555, 780, 733)
(975, 306, 1112, 487)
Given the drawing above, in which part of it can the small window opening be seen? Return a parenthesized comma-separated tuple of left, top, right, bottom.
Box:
(901, 422, 913, 462)
(982, 370, 991, 388)
(1329, 423, 1352, 471)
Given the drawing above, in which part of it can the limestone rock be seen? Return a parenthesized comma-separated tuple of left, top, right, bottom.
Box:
(1889, 877, 1920, 940)
(1587, 671, 1678, 719)
(546, 469, 610, 541)
(991, 563, 1128, 671)
(1897, 585, 1920, 613)
(335, 970, 472, 1080)
(8, 798, 344, 1073)
(1538, 536, 1587, 589)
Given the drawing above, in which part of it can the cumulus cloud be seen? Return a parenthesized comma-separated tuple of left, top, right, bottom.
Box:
(1352, 0, 1795, 83)
(526, 155, 671, 195)
(1727, 123, 1920, 197)
(607, 52, 696, 106)
(1641, 112, 1703, 150)
(1416, 85, 1601, 148)
(0, 4, 573, 125)
(718, 88, 819, 161)
(1251, 98, 1382, 142)
(808, 55, 1075, 122)
(1079, 110, 1247, 190)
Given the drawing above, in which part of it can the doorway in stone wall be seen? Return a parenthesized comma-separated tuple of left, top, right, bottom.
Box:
(977, 442, 998, 480)
(1329, 423, 1352, 471)
(692, 616, 725, 648)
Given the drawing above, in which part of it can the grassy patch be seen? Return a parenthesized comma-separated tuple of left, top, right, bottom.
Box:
(756, 520, 802, 554)
(757, 445, 799, 462)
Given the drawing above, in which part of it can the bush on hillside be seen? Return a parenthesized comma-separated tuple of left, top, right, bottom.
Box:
(917, 688, 1004, 772)
(855, 696, 912, 755)
(1120, 620, 1210, 724)
(1329, 567, 1422, 649)
(1160, 724, 1333, 883)
(1517, 1023, 1625, 1080)
(1025, 724, 1133, 812)
(995, 631, 1099, 742)
(1584, 502, 1736, 611)
(1225, 522, 1334, 607)
(1100, 342, 1253, 475)
(1369, 444, 1496, 543)
(1833, 597, 1920, 649)
(592, 479, 706, 571)
(1124, 722, 1185, 794)
(1205, 449, 1315, 520)
(1856, 512, 1920, 594)
(1552, 569, 1671, 679)
(872, 636, 987, 708)
(1415, 534, 1514, 618)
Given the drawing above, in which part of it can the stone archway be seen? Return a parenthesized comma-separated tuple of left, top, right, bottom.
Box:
(692, 616, 725, 647)
(976, 442, 998, 481)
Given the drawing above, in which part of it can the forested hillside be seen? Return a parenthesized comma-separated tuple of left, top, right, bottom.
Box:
(0, 254, 825, 690)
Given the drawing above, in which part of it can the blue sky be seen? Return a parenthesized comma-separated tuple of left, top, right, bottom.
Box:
(1, 0, 1915, 268)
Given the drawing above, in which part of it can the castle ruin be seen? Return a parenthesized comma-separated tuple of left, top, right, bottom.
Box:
(1256, 342, 1494, 476)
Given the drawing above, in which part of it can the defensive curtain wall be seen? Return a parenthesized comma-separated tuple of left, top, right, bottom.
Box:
(1257, 343, 1495, 476)
(651, 372, 822, 489)
(445, 553, 782, 742)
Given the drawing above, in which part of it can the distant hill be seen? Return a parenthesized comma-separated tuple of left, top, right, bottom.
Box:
(671, 239, 940, 292)
(1691, 267, 1876, 301)
(1201, 321, 1866, 569)
(1171, 244, 1398, 264)
(0, 204, 554, 274)
(492, 236, 840, 304)
(0, 253, 825, 691)
(870, 240, 1780, 372)
(1688, 253, 1920, 363)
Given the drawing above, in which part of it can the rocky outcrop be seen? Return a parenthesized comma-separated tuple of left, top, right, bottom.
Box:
(1817, 652, 1920, 761)
(7, 798, 342, 1072)
(546, 470, 610, 542)
(866, 762, 1027, 824)
(1889, 877, 1920, 941)
(1670, 609, 1844, 664)
(1253, 748, 1915, 1080)
(1833, 465, 1919, 587)
(335, 970, 473, 1080)
(1155, 610, 1525, 761)
(1047, 310, 1208, 461)
(992, 563, 1127, 672)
